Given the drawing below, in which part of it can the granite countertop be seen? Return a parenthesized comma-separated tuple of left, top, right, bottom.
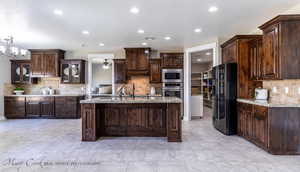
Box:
(5, 94, 86, 97)
(80, 96, 182, 104)
(237, 98, 300, 108)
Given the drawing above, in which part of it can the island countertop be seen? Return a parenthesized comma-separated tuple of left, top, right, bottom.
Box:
(80, 96, 182, 104)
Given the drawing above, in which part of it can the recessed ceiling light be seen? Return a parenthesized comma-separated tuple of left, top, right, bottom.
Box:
(53, 9, 63, 16)
(142, 42, 148, 46)
(194, 28, 202, 33)
(164, 36, 171, 40)
(99, 43, 105, 46)
(130, 7, 139, 14)
(137, 29, 145, 34)
(82, 30, 89, 35)
(209, 6, 218, 13)
(145, 37, 155, 41)
(206, 52, 211, 56)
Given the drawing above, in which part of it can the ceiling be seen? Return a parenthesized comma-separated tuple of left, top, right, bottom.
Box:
(0, 0, 299, 53)
(191, 49, 213, 64)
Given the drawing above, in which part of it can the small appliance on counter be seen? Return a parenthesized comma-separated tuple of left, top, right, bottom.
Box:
(254, 88, 268, 100)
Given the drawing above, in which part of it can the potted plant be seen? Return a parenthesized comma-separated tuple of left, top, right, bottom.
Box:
(13, 87, 25, 95)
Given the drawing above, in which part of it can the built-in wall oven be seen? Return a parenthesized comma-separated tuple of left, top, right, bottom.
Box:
(162, 69, 183, 83)
(162, 83, 183, 99)
(162, 69, 184, 117)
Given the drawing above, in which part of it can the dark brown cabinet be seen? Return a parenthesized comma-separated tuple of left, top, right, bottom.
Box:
(4, 96, 82, 119)
(10, 60, 36, 84)
(161, 53, 183, 69)
(113, 59, 127, 84)
(55, 96, 82, 118)
(238, 102, 300, 155)
(248, 38, 263, 80)
(82, 103, 181, 142)
(61, 60, 86, 84)
(149, 59, 161, 83)
(40, 97, 55, 118)
(4, 97, 26, 119)
(30, 49, 65, 77)
(221, 35, 262, 99)
(259, 15, 300, 80)
(252, 105, 269, 148)
(125, 48, 151, 75)
(26, 97, 54, 118)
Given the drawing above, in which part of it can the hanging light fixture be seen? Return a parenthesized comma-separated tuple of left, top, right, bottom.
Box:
(102, 59, 110, 70)
(0, 36, 28, 58)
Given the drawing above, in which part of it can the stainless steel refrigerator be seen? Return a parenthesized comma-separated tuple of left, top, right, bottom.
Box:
(212, 63, 237, 135)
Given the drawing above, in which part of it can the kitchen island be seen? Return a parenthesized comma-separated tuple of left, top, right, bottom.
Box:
(80, 97, 182, 142)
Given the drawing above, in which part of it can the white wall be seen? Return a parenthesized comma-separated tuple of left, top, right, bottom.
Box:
(0, 56, 11, 120)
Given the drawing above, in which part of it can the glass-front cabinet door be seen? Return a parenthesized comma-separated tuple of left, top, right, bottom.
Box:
(11, 60, 32, 84)
(62, 63, 71, 83)
(61, 60, 85, 84)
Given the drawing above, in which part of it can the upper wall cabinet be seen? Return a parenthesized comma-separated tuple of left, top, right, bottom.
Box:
(149, 59, 161, 83)
(11, 60, 37, 84)
(113, 59, 127, 84)
(125, 48, 151, 75)
(221, 35, 262, 99)
(259, 15, 300, 80)
(161, 53, 184, 69)
(248, 38, 263, 81)
(61, 59, 86, 84)
(30, 49, 65, 77)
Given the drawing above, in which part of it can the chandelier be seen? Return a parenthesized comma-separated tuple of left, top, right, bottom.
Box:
(0, 36, 28, 58)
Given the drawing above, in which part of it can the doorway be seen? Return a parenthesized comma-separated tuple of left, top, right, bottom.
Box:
(184, 42, 220, 121)
(190, 49, 213, 119)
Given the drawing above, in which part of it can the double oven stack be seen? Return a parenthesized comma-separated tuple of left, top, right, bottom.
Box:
(162, 69, 184, 116)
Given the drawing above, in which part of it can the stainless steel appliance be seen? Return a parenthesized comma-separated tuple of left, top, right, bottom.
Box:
(255, 88, 268, 100)
(162, 69, 183, 83)
(212, 63, 237, 135)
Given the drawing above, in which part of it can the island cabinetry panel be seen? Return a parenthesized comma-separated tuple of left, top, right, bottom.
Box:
(81, 103, 181, 142)
(81, 104, 97, 141)
(238, 102, 300, 155)
(104, 105, 127, 136)
(167, 103, 182, 142)
(4, 97, 26, 119)
(148, 104, 167, 136)
(259, 15, 300, 79)
(113, 59, 127, 84)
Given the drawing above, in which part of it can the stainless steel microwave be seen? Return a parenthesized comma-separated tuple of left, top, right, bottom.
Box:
(162, 69, 183, 83)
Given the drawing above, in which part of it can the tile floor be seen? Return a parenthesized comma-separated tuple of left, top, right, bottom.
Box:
(0, 108, 300, 172)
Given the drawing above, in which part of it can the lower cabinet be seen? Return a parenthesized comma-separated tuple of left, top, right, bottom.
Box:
(238, 102, 300, 155)
(55, 96, 82, 118)
(4, 96, 82, 119)
(4, 97, 26, 119)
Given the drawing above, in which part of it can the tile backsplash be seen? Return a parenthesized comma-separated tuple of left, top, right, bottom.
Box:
(263, 80, 300, 104)
(115, 76, 162, 95)
(4, 77, 86, 95)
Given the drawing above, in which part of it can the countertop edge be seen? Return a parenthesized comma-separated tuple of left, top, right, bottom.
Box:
(237, 99, 300, 108)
